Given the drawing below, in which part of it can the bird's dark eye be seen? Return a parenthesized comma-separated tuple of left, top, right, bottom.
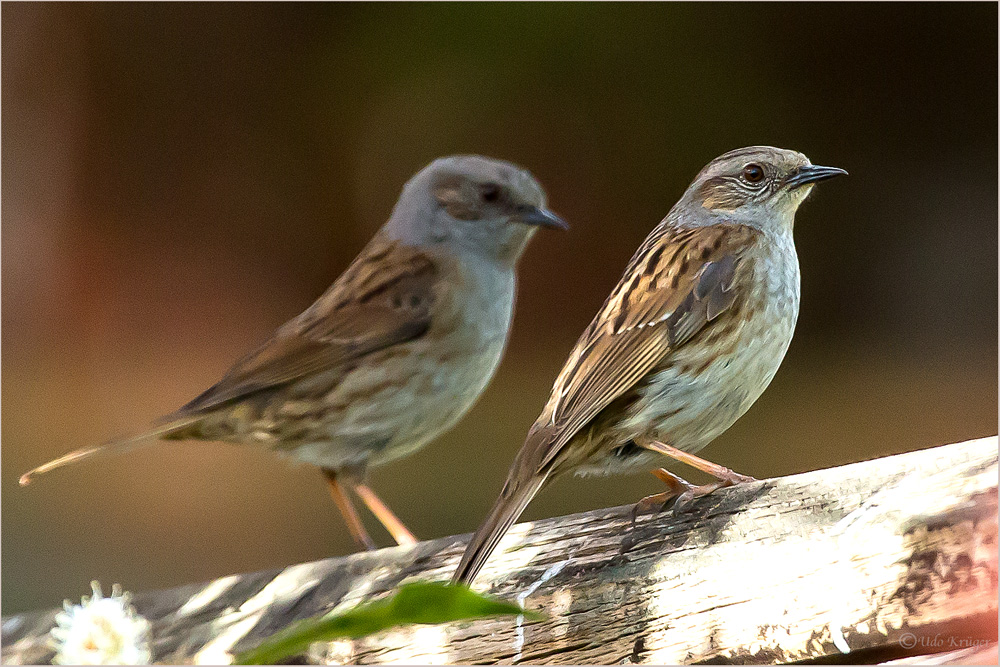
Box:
(481, 184, 501, 203)
(742, 163, 765, 184)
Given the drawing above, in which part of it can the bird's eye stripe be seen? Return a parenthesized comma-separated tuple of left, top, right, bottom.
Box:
(722, 175, 759, 193)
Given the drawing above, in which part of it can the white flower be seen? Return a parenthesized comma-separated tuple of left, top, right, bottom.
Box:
(50, 581, 152, 665)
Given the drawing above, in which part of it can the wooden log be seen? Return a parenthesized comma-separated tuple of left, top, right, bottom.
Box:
(3, 436, 997, 665)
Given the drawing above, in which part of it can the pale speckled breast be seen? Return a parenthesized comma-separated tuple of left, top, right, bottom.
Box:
(373, 257, 516, 460)
(576, 230, 800, 476)
(285, 256, 516, 472)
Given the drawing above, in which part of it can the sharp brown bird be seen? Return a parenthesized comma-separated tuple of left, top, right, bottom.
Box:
(20, 155, 567, 551)
(453, 146, 846, 585)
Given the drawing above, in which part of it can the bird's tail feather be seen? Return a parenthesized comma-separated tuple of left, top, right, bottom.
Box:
(18, 416, 201, 487)
(452, 471, 548, 586)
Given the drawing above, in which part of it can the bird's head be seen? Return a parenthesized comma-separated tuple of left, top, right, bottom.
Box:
(388, 155, 567, 266)
(680, 146, 847, 231)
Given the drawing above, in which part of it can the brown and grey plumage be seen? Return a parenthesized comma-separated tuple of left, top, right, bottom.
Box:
(20, 155, 567, 551)
(453, 146, 846, 585)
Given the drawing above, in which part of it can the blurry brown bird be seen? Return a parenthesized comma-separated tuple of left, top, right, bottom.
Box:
(453, 146, 846, 585)
(20, 155, 567, 551)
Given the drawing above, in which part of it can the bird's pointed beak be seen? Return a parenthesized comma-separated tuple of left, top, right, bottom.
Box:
(514, 205, 569, 230)
(784, 164, 849, 189)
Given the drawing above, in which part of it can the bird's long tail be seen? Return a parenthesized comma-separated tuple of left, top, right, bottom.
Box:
(18, 416, 201, 487)
(452, 470, 549, 587)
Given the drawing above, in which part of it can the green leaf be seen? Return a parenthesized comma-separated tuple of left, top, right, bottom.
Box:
(234, 582, 544, 665)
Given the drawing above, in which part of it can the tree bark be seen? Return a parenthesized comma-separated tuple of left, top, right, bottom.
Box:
(3, 436, 997, 665)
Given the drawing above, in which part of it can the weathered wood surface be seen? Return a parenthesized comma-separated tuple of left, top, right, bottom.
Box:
(3, 436, 997, 665)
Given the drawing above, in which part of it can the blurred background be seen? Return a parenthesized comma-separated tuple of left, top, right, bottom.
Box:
(3, 3, 996, 615)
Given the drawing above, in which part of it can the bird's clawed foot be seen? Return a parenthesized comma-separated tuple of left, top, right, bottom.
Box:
(632, 466, 757, 520)
(632, 439, 757, 513)
(659, 466, 756, 512)
(630, 468, 691, 520)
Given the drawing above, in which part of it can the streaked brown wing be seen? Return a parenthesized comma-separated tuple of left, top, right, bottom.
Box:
(175, 234, 439, 415)
(536, 223, 761, 471)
